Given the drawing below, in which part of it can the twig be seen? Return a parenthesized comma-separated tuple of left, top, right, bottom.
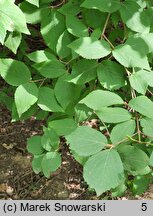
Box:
(125, 68, 131, 76)
(101, 13, 110, 38)
(127, 135, 153, 146)
(123, 22, 128, 41)
(101, 120, 110, 137)
(106, 144, 114, 149)
(135, 112, 141, 142)
(30, 78, 46, 83)
(59, 58, 75, 66)
(50, 0, 65, 9)
(39, 78, 47, 87)
(141, 131, 153, 139)
(103, 34, 115, 49)
(113, 133, 138, 146)
(147, 88, 153, 96)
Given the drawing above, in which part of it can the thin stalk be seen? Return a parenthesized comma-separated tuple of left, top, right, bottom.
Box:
(125, 68, 141, 141)
(106, 144, 114, 149)
(135, 112, 141, 142)
(113, 133, 138, 146)
(103, 34, 115, 49)
(30, 78, 46, 83)
(39, 78, 47, 87)
(106, 133, 138, 149)
(50, 0, 65, 8)
(127, 136, 153, 146)
(101, 13, 110, 38)
(101, 120, 110, 137)
(147, 88, 153, 96)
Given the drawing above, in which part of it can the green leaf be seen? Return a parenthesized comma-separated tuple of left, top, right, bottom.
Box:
(27, 135, 44, 155)
(55, 75, 81, 110)
(130, 69, 153, 89)
(41, 152, 61, 178)
(66, 59, 98, 85)
(136, 0, 147, 8)
(47, 113, 67, 124)
(66, 15, 88, 37)
(56, 30, 73, 59)
(90, 28, 101, 38)
(41, 10, 65, 52)
(48, 118, 77, 136)
(66, 126, 107, 156)
(74, 104, 92, 123)
(118, 145, 149, 173)
(134, 33, 153, 53)
(120, 0, 150, 33)
(27, 50, 56, 63)
(132, 175, 152, 195)
(96, 107, 132, 123)
(81, 0, 121, 13)
(129, 96, 153, 119)
(0, 59, 31, 86)
(83, 9, 107, 29)
(0, 92, 13, 111)
(97, 60, 125, 90)
(83, 149, 124, 196)
(5, 32, 21, 54)
(150, 151, 153, 166)
(80, 90, 123, 110)
(129, 71, 148, 95)
(144, 72, 153, 88)
(130, 166, 151, 176)
(11, 103, 37, 122)
(58, 0, 81, 16)
(26, 0, 39, 7)
(33, 60, 67, 78)
(110, 120, 136, 145)
(140, 118, 153, 137)
(0, 10, 14, 33)
(41, 129, 59, 151)
(15, 83, 38, 117)
(19, 1, 41, 24)
(112, 181, 127, 197)
(71, 150, 88, 166)
(32, 154, 44, 174)
(0, 22, 6, 44)
(68, 37, 111, 59)
(146, 7, 153, 32)
(0, 0, 30, 34)
(40, 0, 52, 4)
(37, 87, 63, 112)
(35, 110, 48, 120)
(112, 38, 150, 70)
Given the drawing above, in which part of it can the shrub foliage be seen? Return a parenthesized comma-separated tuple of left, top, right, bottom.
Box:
(0, 0, 153, 197)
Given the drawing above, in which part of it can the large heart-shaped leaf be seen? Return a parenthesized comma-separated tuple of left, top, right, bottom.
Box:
(83, 149, 124, 196)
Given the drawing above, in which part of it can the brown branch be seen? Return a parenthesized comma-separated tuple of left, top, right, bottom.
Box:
(50, 0, 65, 9)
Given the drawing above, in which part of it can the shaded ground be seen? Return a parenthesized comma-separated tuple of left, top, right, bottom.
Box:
(0, 105, 153, 200)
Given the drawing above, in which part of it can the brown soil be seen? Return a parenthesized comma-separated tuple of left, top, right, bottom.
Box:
(0, 105, 153, 200)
